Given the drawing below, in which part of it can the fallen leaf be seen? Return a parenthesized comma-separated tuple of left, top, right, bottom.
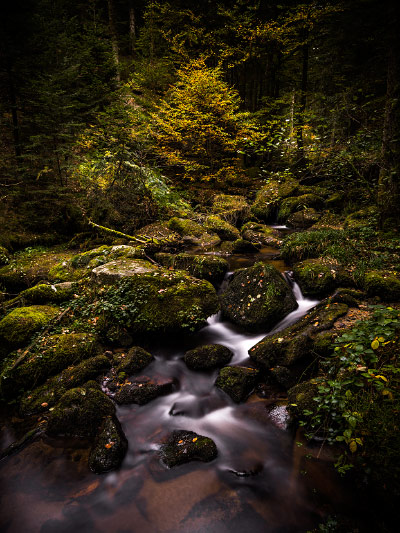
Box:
(41, 402, 48, 407)
(192, 437, 198, 442)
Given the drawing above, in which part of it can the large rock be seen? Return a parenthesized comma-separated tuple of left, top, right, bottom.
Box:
(1, 333, 99, 399)
(47, 385, 115, 438)
(114, 346, 153, 375)
(240, 222, 281, 247)
(0, 305, 59, 350)
(167, 217, 220, 247)
(113, 376, 175, 405)
(95, 269, 220, 336)
(154, 253, 229, 283)
(211, 195, 250, 225)
(19, 354, 111, 415)
(92, 258, 159, 284)
(88, 416, 128, 474)
(251, 178, 299, 221)
(293, 258, 354, 297)
(363, 270, 400, 301)
(215, 366, 259, 403)
(278, 194, 324, 223)
(287, 208, 321, 229)
(160, 430, 217, 467)
(203, 215, 240, 241)
(184, 344, 233, 370)
(220, 263, 297, 331)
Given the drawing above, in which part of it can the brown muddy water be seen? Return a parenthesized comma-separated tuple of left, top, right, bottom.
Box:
(0, 243, 359, 533)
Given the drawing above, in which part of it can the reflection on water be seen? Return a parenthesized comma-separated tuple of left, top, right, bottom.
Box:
(0, 243, 354, 533)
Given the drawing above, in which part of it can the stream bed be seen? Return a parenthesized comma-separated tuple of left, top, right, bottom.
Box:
(0, 244, 358, 533)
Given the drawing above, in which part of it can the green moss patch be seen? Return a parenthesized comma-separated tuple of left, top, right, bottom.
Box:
(184, 344, 233, 370)
(160, 430, 217, 467)
(0, 305, 59, 349)
(155, 253, 229, 283)
(215, 366, 259, 403)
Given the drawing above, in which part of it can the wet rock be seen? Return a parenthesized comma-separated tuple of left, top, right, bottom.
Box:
(47, 385, 115, 438)
(293, 258, 353, 297)
(160, 430, 217, 467)
(287, 380, 318, 421)
(203, 215, 240, 241)
(363, 270, 400, 301)
(215, 366, 259, 403)
(92, 258, 159, 284)
(88, 416, 128, 474)
(114, 346, 154, 375)
(184, 344, 233, 370)
(155, 252, 229, 283)
(329, 288, 363, 307)
(220, 262, 297, 331)
(278, 194, 324, 223)
(95, 269, 220, 336)
(16, 282, 76, 305)
(114, 376, 175, 405)
(221, 238, 260, 254)
(0, 305, 59, 350)
(19, 354, 111, 415)
(249, 302, 349, 371)
(287, 208, 321, 229)
(251, 178, 300, 221)
(167, 217, 220, 247)
(1, 332, 99, 399)
(240, 222, 281, 247)
(211, 194, 250, 226)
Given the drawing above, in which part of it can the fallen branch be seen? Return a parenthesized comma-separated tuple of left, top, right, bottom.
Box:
(0, 425, 46, 461)
(87, 219, 150, 244)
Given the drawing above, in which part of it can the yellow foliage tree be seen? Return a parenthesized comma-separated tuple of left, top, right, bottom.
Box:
(151, 59, 260, 183)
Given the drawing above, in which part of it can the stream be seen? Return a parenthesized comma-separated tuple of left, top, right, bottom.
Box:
(0, 244, 356, 533)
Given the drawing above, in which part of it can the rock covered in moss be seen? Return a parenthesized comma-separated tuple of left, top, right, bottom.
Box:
(114, 346, 153, 375)
(1, 332, 99, 399)
(88, 416, 128, 474)
(240, 222, 281, 247)
(16, 282, 76, 305)
(92, 258, 159, 284)
(96, 270, 220, 336)
(203, 215, 240, 241)
(220, 263, 297, 331)
(293, 259, 353, 297)
(167, 217, 220, 247)
(220, 238, 259, 254)
(251, 178, 299, 221)
(135, 222, 183, 253)
(249, 302, 349, 371)
(184, 344, 233, 370)
(211, 195, 250, 225)
(363, 270, 400, 301)
(19, 354, 111, 415)
(160, 430, 217, 467)
(0, 305, 59, 349)
(278, 194, 324, 222)
(154, 253, 229, 283)
(47, 385, 115, 438)
(215, 366, 259, 403)
(287, 208, 321, 229)
(113, 375, 175, 405)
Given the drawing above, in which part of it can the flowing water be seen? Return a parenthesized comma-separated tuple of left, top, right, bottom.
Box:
(0, 245, 355, 533)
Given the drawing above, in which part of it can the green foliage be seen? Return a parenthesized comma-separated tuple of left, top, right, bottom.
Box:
(298, 305, 400, 490)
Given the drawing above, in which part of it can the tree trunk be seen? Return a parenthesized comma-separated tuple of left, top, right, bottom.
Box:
(378, 3, 400, 227)
(129, 0, 136, 57)
(296, 38, 309, 166)
(107, 0, 120, 82)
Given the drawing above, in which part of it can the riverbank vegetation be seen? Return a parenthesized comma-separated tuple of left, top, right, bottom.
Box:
(1, 0, 400, 530)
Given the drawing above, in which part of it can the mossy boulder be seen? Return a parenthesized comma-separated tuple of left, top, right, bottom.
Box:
(113, 376, 175, 405)
(160, 430, 217, 467)
(240, 222, 281, 247)
(211, 194, 250, 225)
(13, 282, 76, 305)
(287, 208, 321, 229)
(278, 194, 324, 223)
(134, 222, 183, 253)
(287, 381, 318, 421)
(88, 416, 128, 474)
(47, 385, 115, 438)
(215, 366, 259, 403)
(19, 354, 111, 415)
(154, 253, 229, 283)
(0, 246, 10, 266)
(0, 305, 59, 349)
(344, 206, 378, 229)
(249, 302, 349, 371)
(363, 270, 400, 301)
(251, 178, 299, 221)
(1, 333, 99, 399)
(92, 258, 159, 284)
(114, 346, 153, 375)
(220, 238, 259, 254)
(293, 258, 353, 297)
(184, 344, 233, 370)
(220, 263, 297, 331)
(203, 215, 240, 241)
(95, 270, 220, 336)
(167, 217, 219, 247)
